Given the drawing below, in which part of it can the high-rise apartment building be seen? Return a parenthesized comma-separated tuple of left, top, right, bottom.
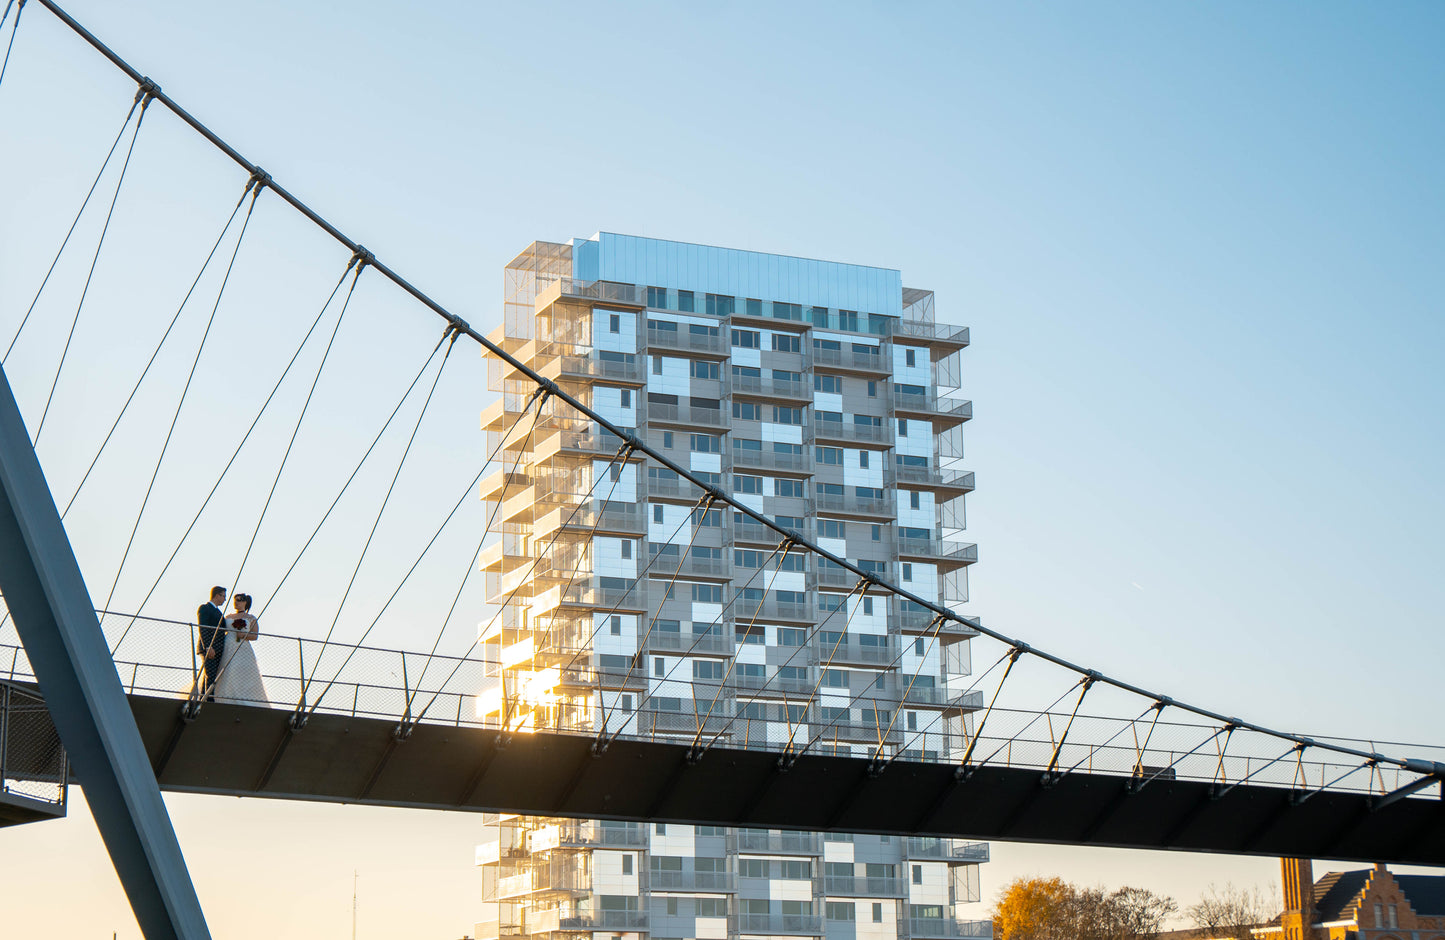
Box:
(475, 234, 989, 940)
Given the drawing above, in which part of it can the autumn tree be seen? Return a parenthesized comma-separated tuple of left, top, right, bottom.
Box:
(1186, 883, 1277, 940)
(993, 877, 1177, 940)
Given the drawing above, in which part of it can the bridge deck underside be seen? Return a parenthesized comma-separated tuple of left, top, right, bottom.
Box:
(118, 694, 1445, 866)
(0, 792, 65, 828)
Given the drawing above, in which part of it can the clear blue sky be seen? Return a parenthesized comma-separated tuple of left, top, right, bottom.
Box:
(1, 1, 1442, 937)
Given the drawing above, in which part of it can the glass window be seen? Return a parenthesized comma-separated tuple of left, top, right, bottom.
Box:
(772, 405, 803, 425)
(872, 903, 883, 923)
(773, 441, 804, 456)
(652, 356, 663, 374)
(690, 359, 719, 379)
(910, 490, 922, 510)
(677, 290, 695, 312)
(780, 860, 810, 879)
(775, 478, 804, 498)
(622, 854, 633, 874)
(654, 657, 665, 677)
(647, 286, 667, 308)
(907, 711, 917, 731)
(856, 486, 884, 499)
(814, 374, 842, 393)
(818, 519, 846, 539)
(733, 401, 762, 421)
(912, 865, 923, 885)
(905, 349, 916, 367)
(621, 693, 633, 711)
(609, 313, 620, 333)
(778, 665, 807, 683)
(915, 638, 926, 655)
(732, 364, 761, 378)
(863, 596, 874, 615)
(731, 328, 760, 348)
(898, 417, 909, 435)
(619, 389, 631, 408)
(693, 660, 724, 680)
(816, 446, 843, 465)
(691, 583, 723, 603)
(859, 451, 869, 469)
(739, 858, 769, 878)
(610, 615, 622, 635)
(620, 540, 632, 559)
(823, 669, 849, 688)
(735, 474, 763, 494)
(697, 898, 726, 917)
(867, 381, 877, 397)
(772, 333, 800, 352)
(653, 505, 664, 523)
(649, 317, 677, 333)
(662, 431, 673, 448)
(690, 433, 721, 453)
(705, 293, 735, 317)
(902, 562, 914, 582)
(777, 627, 807, 646)
(693, 507, 722, 526)
(746, 298, 763, 317)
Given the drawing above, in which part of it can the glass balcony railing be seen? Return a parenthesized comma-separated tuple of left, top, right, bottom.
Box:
(646, 327, 728, 356)
(812, 345, 890, 373)
(647, 869, 737, 893)
(813, 419, 891, 445)
(823, 875, 904, 897)
(893, 320, 971, 347)
(905, 838, 991, 862)
(646, 401, 728, 427)
(734, 830, 822, 855)
(736, 913, 824, 935)
(905, 917, 992, 939)
(732, 447, 808, 471)
(730, 373, 810, 400)
(811, 492, 893, 517)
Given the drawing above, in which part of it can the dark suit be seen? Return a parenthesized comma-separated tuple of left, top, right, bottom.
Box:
(197, 602, 226, 699)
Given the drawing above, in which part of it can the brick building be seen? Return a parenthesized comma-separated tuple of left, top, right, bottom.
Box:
(1257, 859, 1445, 940)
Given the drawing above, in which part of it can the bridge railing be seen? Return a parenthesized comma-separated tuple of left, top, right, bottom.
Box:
(3, 610, 1441, 798)
(1, 680, 68, 810)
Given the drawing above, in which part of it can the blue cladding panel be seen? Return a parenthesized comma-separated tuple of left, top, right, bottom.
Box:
(576, 233, 903, 316)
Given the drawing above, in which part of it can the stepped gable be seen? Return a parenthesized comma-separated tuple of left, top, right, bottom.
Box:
(1313, 869, 1370, 922)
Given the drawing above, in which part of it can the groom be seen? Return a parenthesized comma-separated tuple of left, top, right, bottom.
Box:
(196, 585, 227, 702)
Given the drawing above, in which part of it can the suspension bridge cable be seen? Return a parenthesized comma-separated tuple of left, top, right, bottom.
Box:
(0, 0, 22, 91)
(302, 329, 459, 704)
(60, 182, 254, 518)
(24, 0, 1441, 777)
(229, 260, 364, 593)
(311, 385, 545, 715)
(3, 90, 141, 363)
(105, 253, 364, 655)
(34, 88, 154, 441)
(256, 334, 449, 619)
(100, 178, 263, 627)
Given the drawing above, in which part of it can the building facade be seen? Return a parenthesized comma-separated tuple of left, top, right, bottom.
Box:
(1261, 859, 1445, 940)
(474, 234, 988, 940)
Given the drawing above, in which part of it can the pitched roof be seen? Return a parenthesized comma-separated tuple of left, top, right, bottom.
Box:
(1314, 870, 1370, 922)
(1396, 875, 1445, 916)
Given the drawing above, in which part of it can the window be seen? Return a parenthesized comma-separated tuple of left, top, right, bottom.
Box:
(814, 374, 842, 394)
(777, 627, 806, 646)
(863, 596, 874, 615)
(620, 389, 632, 408)
(693, 660, 724, 680)
(677, 290, 695, 312)
(609, 313, 620, 333)
(733, 437, 763, 454)
(816, 446, 843, 465)
(823, 669, 850, 688)
(778, 552, 805, 572)
(621, 693, 633, 711)
(649, 318, 677, 336)
(867, 381, 877, 397)
(647, 286, 667, 308)
(665, 898, 679, 915)
(655, 822, 666, 834)
(732, 364, 761, 379)
(902, 563, 914, 582)
(780, 860, 810, 879)
(735, 549, 764, 568)
(785, 704, 807, 722)
(736, 626, 764, 646)
(691, 583, 723, 603)
(898, 417, 909, 435)
(735, 473, 763, 494)
(776, 514, 805, 528)
(601, 895, 639, 912)
(910, 490, 922, 510)
(817, 410, 843, 424)
(856, 486, 884, 500)
(653, 505, 664, 523)
(654, 657, 665, 677)
(772, 333, 800, 353)
(697, 898, 726, 917)
(855, 414, 882, 427)
(872, 524, 882, 541)
(872, 903, 883, 923)
(620, 540, 632, 559)
(610, 615, 622, 636)
(693, 507, 721, 526)
(773, 368, 802, 384)
(689, 322, 719, 337)
(705, 293, 734, 317)
(778, 665, 807, 683)
(772, 405, 803, 425)
(907, 711, 917, 731)
(736, 664, 765, 682)
(746, 298, 763, 317)
(775, 478, 804, 498)
(773, 301, 803, 321)
(732, 401, 762, 421)
(690, 433, 721, 453)
(1389, 905, 1398, 928)
(622, 854, 633, 874)
(739, 858, 769, 878)
(818, 593, 843, 612)
(656, 618, 681, 634)
(609, 463, 621, 482)
(859, 451, 869, 469)
(824, 832, 854, 842)
(731, 328, 760, 349)
(819, 483, 844, 497)
(897, 453, 928, 467)
(777, 589, 806, 604)
(662, 431, 673, 448)
(689, 358, 719, 379)
(905, 349, 916, 367)
(818, 519, 846, 539)
(651, 855, 682, 871)
(912, 865, 923, 885)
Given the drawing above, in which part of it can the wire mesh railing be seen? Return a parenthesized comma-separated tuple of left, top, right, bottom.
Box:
(1, 680, 67, 808)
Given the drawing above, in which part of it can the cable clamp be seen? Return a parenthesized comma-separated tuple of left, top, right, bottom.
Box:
(448, 315, 471, 338)
(351, 245, 375, 271)
(247, 167, 272, 195)
(135, 77, 161, 104)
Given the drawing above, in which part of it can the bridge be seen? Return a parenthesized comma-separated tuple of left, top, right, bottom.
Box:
(0, 2, 1442, 939)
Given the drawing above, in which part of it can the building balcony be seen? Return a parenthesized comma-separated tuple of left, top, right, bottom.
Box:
(733, 830, 821, 855)
(892, 605, 982, 640)
(814, 635, 897, 667)
(891, 465, 974, 496)
(649, 553, 729, 580)
(809, 492, 893, 519)
(536, 276, 647, 310)
(823, 875, 904, 898)
(533, 425, 633, 460)
(897, 538, 978, 571)
(892, 319, 971, 352)
(812, 419, 891, 447)
(645, 628, 733, 657)
(730, 373, 811, 401)
(645, 474, 706, 502)
(892, 388, 973, 428)
(736, 913, 824, 935)
(646, 326, 728, 357)
(645, 401, 728, 428)
(904, 917, 992, 939)
(647, 870, 737, 893)
(733, 671, 815, 696)
(553, 910, 650, 933)
(540, 354, 646, 386)
(813, 564, 860, 589)
(811, 345, 890, 375)
(735, 595, 812, 623)
(731, 446, 809, 472)
(535, 580, 648, 614)
(533, 501, 646, 539)
(731, 514, 792, 545)
(905, 838, 990, 863)
(628, 707, 734, 738)
(554, 821, 649, 848)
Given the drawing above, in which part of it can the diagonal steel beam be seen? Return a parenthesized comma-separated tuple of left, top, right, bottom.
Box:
(0, 364, 209, 939)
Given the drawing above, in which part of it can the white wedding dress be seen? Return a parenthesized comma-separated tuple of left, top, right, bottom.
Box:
(213, 614, 269, 706)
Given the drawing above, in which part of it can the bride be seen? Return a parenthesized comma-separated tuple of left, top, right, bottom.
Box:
(213, 593, 269, 705)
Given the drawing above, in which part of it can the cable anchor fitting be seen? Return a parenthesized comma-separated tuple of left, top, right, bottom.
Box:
(134, 77, 161, 105)
(247, 167, 272, 196)
(350, 245, 375, 272)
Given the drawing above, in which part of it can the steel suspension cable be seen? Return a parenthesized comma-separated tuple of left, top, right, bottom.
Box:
(0, 0, 22, 92)
(99, 177, 263, 627)
(60, 182, 254, 518)
(309, 381, 543, 715)
(4, 88, 142, 363)
(106, 252, 363, 655)
(301, 328, 459, 704)
(34, 87, 154, 441)
(229, 259, 365, 593)
(258, 333, 449, 618)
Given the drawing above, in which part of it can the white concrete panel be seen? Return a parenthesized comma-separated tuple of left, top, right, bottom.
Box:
(732, 346, 761, 368)
(594, 537, 638, 579)
(691, 452, 722, 473)
(895, 490, 935, 528)
(649, 502, 692, 544)
(908, 862, 949, 905)
(823, 841, 855, 863)
(651, 824, 696, 857)
(647, 356, 690, 396)
(847, 595, 887, 635)
(592, 458, 639, 503)
(771, 571, 805, 592)
(648, 311, 714, 329)
(592, 385, 636, 428)
(736, 642, 766, 665)
(735, 493, 765, 513)
(771, 880, 814, 901)
(896, 417, 932, 457)
(818, 537, 847, 557)
(816, 330, 878, 346)
(692, 601, 723, 623)
(843, 449, 885, 488)
(760, 422, 802, 444)
(813, 391, 843, 412)
(594, 612, 639, 656)
(892, 344, 930, 383)
(697, 917, 728, 940)
(593, 850, 641, 895)
(903, 562, 938, 599)
(593, 309, 637, 353)
(903, 641, 942, 678)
